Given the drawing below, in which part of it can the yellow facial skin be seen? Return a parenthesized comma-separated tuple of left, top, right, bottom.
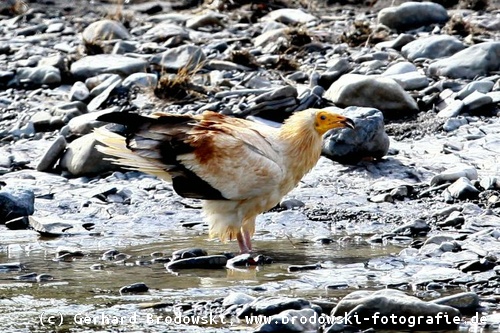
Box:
(314, 111, 355, 135)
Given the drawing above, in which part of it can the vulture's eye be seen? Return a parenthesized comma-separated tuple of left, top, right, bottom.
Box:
(320, 115, 326, 120)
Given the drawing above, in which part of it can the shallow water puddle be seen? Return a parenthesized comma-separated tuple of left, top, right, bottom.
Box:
(0, 231, 401, 332)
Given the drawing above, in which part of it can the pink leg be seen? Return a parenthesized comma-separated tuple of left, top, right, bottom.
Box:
(236, 232, 250, 254)
(243, 230, 253, 252)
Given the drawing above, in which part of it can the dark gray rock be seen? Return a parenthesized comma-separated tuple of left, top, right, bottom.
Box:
(5, 216, 29, 230)
(402, 35, 465, 61)
(322, 107, 389, 163)
(70, 55, 148, 80)
(392, 219, 430, 236)
(377, 2, 448, 31)
(171, 248, 208, 261)
(0, 262, 25, 272)
(165, 255, 227, 270)
(432, 292, 480, 312)
(36, 135, 67, 172)
(319, 58, 351, 88)
(279, 199, 305, 210)
(445, 177, 480, 200)
(428, 42, 500, 79)
(0, 190, 35, 223)
(332, 289, 460, 330)
(462, 91, 493, 112)
(324, 74, 419, 119)
(119, 282, 149, 294)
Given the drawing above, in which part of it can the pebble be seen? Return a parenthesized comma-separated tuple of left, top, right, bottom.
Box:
(150, 45, 205, 72)
(430, 165, 478, 186)
(15, 66, 61, 87)
(437, 211, 465, 227)
(69, 82, 90, 102)
(279, 198, 305, 210)
(222, 292, 256, 307)
(122, 73, 158, 89)
(262, 8, 317, 25)
(171, 248, 208, 260)
(238, 297, 312, 318)
(70, 55, 148, 80)
(28, 216, 94, 236)
(0, 263, 25, 272)
(119, 282, 149, 294)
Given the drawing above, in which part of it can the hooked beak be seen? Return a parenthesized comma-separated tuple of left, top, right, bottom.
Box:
(341, 117, 355, 129)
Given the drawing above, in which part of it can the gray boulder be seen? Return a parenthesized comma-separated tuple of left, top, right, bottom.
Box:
(322, 107, 389, 164)
(402, 35, 465, 61)
(324, 74, 419, 119)
(428, 42, 500, 79)
(82, 19, 131, 44)
(15, 66, 61, 86)
(59, 132, 121, 176)
(332, 289, 460, 330)
(378, 2, 448, 31)
(150, 45, 206, 72)
(262, 8, 317, 25)
(66, 108, 118, 137)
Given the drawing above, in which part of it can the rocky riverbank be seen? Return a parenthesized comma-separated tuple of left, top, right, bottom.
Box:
(1, 0, 500, 332)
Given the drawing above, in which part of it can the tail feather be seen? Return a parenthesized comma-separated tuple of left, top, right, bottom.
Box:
(94, 127, 172, 182)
